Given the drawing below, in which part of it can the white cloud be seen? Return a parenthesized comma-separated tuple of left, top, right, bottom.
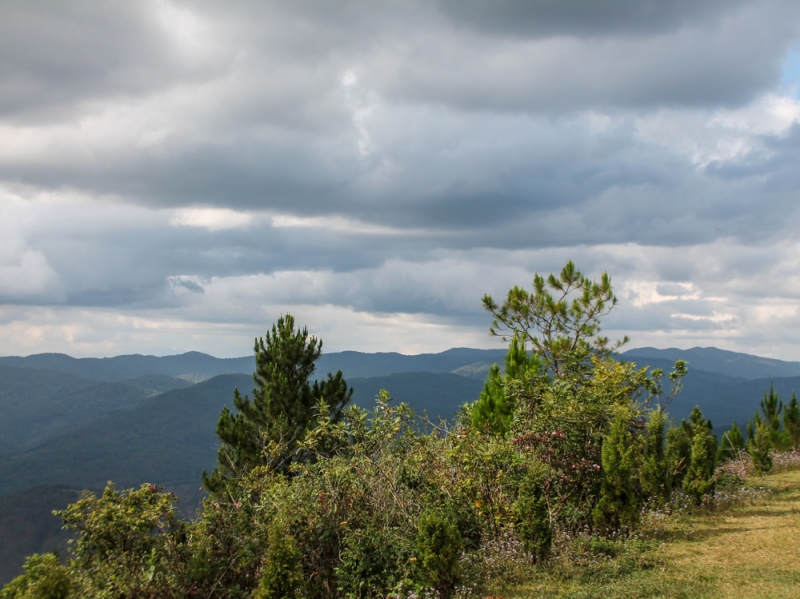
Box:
(169, 207, 254, 230)
(0, 250, 63, 302)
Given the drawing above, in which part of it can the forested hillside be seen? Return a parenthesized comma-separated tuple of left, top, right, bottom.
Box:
(623, 346, 800, 380)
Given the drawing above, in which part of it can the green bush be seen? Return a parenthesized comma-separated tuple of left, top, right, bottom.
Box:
(683, 410, 717, 503)
(57, 484, 190, 599)
(415, 509, 464, 599)
(0, 553, 72, 599)
(640, 408, 670, 504)
(749, 422, 774, 475)
(514, 463, 552, 560)
(594, 407, 640, 530)
(666, 420, 693, 487)
(253, 514, 304, 599)
(336, 526, 413, 599)
(717, 422, 745, 463)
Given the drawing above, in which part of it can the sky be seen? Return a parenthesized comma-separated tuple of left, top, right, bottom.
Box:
(3, 1, 800, 359)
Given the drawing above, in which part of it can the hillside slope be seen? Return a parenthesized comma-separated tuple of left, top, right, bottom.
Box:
(624, 346, 800, 380)
(0, 374, 250, 496)
(0, 352, 254, 382)
(0, 485, 83, 585)
(0, 370, 487, 496)
(0, 366, 154, 452)
(349, 371, 484, 421)
(618, 355, 800, 431)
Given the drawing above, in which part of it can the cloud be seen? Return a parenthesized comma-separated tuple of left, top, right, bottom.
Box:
(169, 207, 254, 230)
(0, 2, 800, 359)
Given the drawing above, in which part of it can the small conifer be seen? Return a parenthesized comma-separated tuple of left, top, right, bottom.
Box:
(784, 392, 800, 449)
(594, 407, 639, 529)
(748, 421, 774, 475)
(640, 408, 670, 504)
(717, 422, 745, 463)
(683, 408, 717, 503)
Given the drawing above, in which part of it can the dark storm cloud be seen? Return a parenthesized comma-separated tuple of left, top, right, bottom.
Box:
(2, 1, 800, 357)
(434, 0, 749, 38)
(0, 2, 213, 122)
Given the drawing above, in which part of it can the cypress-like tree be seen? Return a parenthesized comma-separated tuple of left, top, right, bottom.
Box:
(594, 407, 639, 529)
(761, 382, 783, 435)
(666, 419, 693, 487)
(783, 392, 800, 449)
(640, 408, 670, 504)
(683, 408, 717, 503)
(761, 381, 783, 429)
(716, 422, 745, 463)
(203, 315, 352, 493)
(748, 421, 774, 475)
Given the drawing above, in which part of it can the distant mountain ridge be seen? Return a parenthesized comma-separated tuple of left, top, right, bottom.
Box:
(0, 348, 508, 383)
(316, 348, 506, 379)
(0, 352, 254, 382)
(623, 346, 800, 380)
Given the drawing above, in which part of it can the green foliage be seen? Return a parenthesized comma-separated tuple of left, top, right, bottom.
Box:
(253, 515, 304, 599)
(594, 407, 639, 529)
(666, 419, 693, 487)
(514, 463, 552, 560)
(0, 554, 72, 599)
(472, 335, 541, 434)
(415, 509, 463, 599)
(640, 409, 670, 504)
(717, 422, 745, 463)
(57, 483, 190, 598)
(482, 260, 628, 377)
(472, 363, 506, 431)
(761, 381, 783, 432)
(682, 408, 717, 503)
(748, 421, 774, 475)
(204, 314, 352, 492)
(336, 526, 413, 599)
(785, 392, 800, 449)
(744, 383, 797, 455)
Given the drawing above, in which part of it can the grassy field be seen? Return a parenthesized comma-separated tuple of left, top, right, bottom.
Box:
(509, 469, 800, 599)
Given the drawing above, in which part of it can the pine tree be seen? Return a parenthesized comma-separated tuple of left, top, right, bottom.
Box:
(594, 407, 639, 529)
(761, 382, 783, 423)
(203, 315, 352, 493)
(640, 408, 670, 504)
(748, 421, 774, 475)
(471, 335, 540, 433)
(482, 260, 628, 378)
(761, 382, 783, 440)
(666, 419, 693, 487)
(716, 422, 744, 463)
(683, 408, 717, 503)
(783, 392, 800, 449)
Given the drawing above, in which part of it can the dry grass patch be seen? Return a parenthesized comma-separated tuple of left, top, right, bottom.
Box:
(507, 470, 800, 598)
